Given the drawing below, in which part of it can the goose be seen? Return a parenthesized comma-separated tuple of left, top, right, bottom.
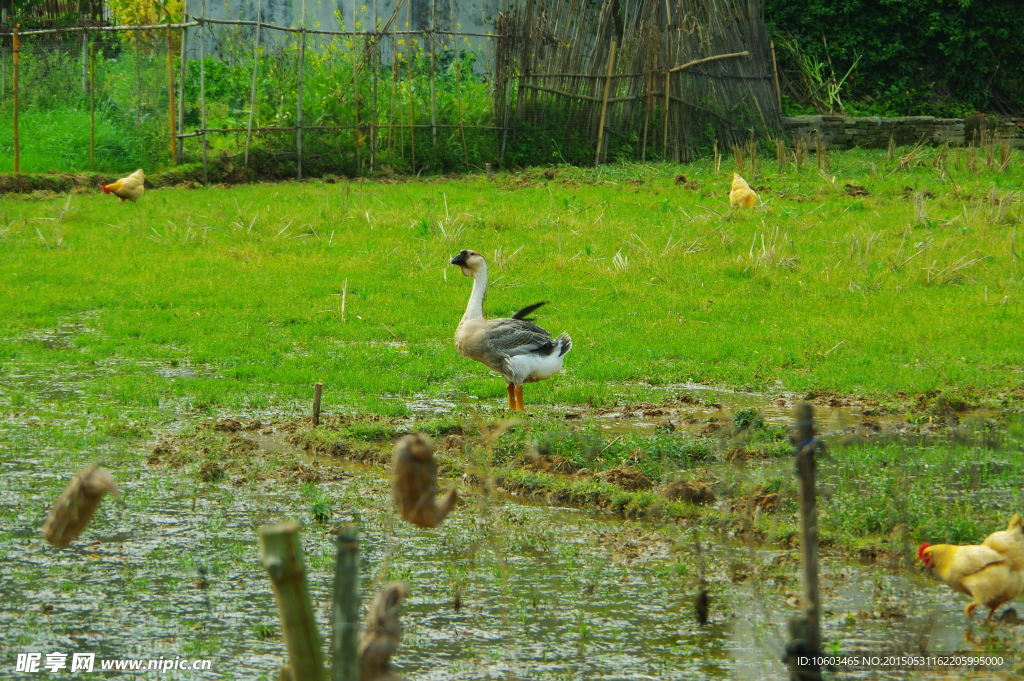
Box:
(450, 249, 572, 411)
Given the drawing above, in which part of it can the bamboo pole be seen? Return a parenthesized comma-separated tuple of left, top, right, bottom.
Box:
(641, 69, 651, 161)
(370, 0, 378, 173)
(455, 50, 469, 171)
(408, 78, 416, 172)
(199, 4, 208, 183)
(245, 0, 263, 170)
(331, 526, 359, 681)
(80, 27, 87, 94)
(89, 42, 95, 169)
(296, 28, 306, 179)
(177, 24, 187, 164)
(594, 38, 616, 166)
(667, 50, 748, 73)
(12, 24, 19, 174)
(661, 70, 669, 159)
(353, 53, 360, 175)
(769, 40, 781, 113)
(258, 521, 326, 681)
(167, 24, 176, 163)
(429, 0, 437, 143)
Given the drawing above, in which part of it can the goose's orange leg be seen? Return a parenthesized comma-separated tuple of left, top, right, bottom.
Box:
(507, 384, 517, 410)
(514, 385, 524, 411)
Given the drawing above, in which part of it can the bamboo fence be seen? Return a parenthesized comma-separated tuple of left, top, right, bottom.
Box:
(0, 0, 781, 176)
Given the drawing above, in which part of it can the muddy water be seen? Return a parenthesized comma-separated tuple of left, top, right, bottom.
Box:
(0, 342, 1018, 680)
(2, 419, 1016, 681)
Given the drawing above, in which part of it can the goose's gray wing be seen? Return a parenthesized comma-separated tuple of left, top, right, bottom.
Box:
(484, 318, 558, 357)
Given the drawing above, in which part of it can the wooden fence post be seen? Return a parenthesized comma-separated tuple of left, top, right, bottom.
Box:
(331, 526, 360, 681)
(259, 521, 326, 681)
(594, 38, 616, 166)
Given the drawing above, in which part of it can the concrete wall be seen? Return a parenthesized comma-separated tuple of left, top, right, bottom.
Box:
(782, 115, 1024, 149)
(186, 0, 502, 60)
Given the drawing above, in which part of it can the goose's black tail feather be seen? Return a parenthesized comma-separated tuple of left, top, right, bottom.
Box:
(512, 302, 548, 322)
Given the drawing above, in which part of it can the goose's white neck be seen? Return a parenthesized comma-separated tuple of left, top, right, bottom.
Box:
(461, 262, 488, 323)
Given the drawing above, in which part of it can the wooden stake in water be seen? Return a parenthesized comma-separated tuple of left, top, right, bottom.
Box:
(791, 402, 822, 679)
(258, 521, 326, 681)
(12, 24, 19, 174)
(312, 382, 323, 427)
(331, 526, 360, 681)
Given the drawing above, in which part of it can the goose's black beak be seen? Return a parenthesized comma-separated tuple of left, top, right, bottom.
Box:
(451, 250, 469, 266)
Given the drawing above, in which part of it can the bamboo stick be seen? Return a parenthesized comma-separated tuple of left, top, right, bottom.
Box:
(245, 0, 263, 170)
(297, 27, 305, 179)
(167, 24, 176, 164)
(331, 526, 359, 681)
(769, 40, 781, 113)
(594, 38, 616, 166)
(667, 50, 748, 73)
(351, 0, 361, 175)
(408, 77, 416, 172)
(89, 42, 94, 169)
(661, 70, 669, 159)
(12, 24, 18, 174)
(199, 3, 208, 183)
(177, 25, 187, 164)
(258, 521, 326, 681)
(370, 0, 378, 173)
(429, 0, 436, 143)
(455, 49, 469, 171)
(0, 19, 508, 38)
(134, 39, 141, 128)
(641, 69, 651, 161)
(80, 27, 87, 94)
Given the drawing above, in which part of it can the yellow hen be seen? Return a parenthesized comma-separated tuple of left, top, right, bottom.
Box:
(102, 169, 145, 203)
(729, 173, 758, 208)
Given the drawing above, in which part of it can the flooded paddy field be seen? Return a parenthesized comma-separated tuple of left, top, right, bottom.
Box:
(3, 359, 1024, 680)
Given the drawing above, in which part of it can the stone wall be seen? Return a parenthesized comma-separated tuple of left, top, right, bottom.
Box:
(781, 115, 1024, 149)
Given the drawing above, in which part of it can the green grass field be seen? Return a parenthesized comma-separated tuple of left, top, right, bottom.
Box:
(1, 147, 1021, 416)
